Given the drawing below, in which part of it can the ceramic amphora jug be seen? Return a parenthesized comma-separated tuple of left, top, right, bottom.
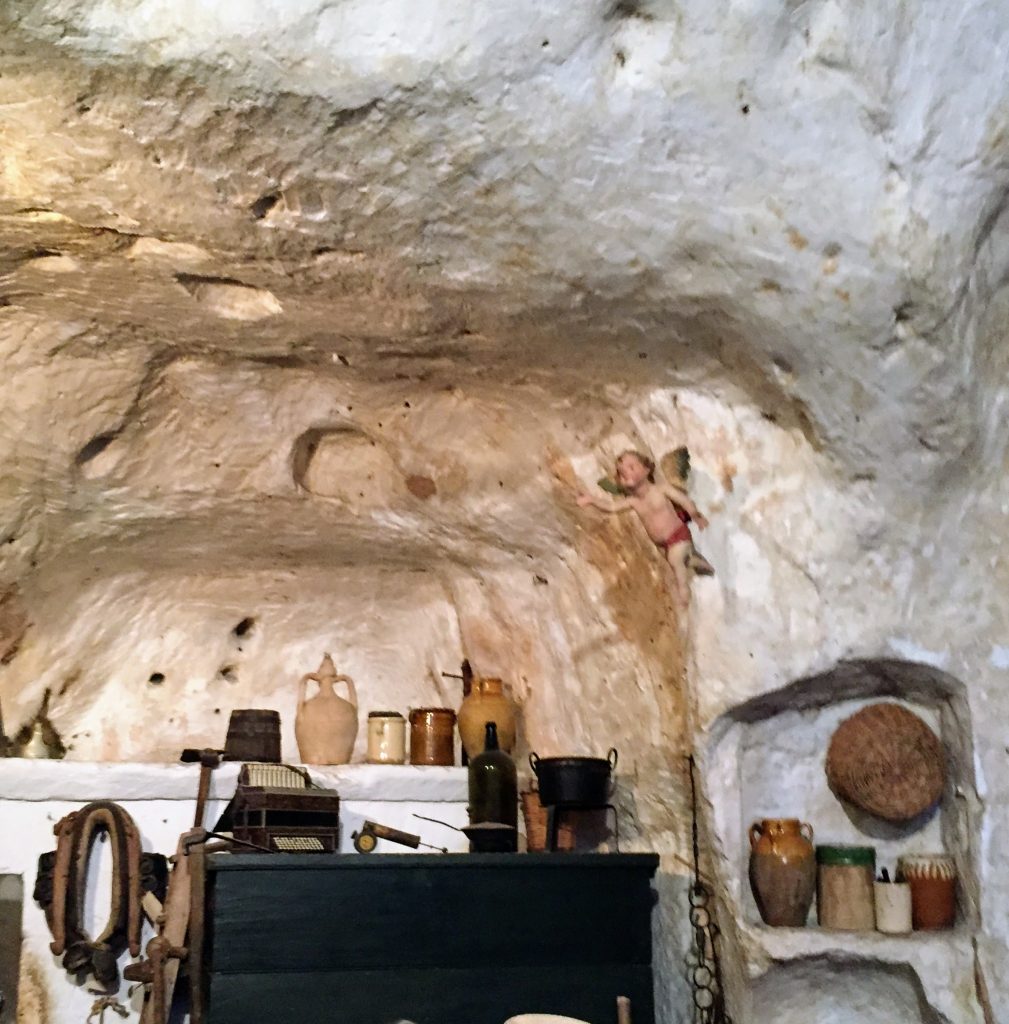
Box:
(748, 818, 816, 927)
(458, 677, 517, 759)
(295, 653, 358, 764)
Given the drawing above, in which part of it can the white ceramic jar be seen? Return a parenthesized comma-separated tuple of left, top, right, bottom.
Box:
(874, 881, 912, 934)
(366, 711, 406, 764)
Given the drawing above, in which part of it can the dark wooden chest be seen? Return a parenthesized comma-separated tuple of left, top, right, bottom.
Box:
(205, 852, 658, 1024)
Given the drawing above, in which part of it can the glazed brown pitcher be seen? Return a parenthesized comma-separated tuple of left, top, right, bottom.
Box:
(748, 818, 815, 927)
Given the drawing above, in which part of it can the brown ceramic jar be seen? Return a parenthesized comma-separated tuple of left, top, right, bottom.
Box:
(748, 818, 816, 927)
(409, 707, 456, 766)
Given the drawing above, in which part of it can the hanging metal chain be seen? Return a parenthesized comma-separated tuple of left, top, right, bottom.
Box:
(686, 754, 733, 1024)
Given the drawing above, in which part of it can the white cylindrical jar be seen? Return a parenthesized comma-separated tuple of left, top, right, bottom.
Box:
(366, 711, 406, 764)
(874, 881, 912, 934)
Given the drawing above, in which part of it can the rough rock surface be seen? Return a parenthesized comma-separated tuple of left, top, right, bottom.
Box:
(1, 2, 1008, 1022)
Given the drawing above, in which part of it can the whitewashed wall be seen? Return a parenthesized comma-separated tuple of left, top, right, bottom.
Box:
(0, 762, 467, 1024)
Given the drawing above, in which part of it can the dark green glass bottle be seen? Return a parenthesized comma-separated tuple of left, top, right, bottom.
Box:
(467, 721, 518, 828)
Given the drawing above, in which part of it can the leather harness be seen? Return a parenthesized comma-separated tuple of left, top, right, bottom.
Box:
(34, 801, 166, 987)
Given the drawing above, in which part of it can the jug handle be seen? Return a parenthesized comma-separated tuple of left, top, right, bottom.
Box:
(800, 822, 814, 843)
(607, 748, 619, 771)
(748, 822, 763, 850)
(333, 673, 358, 708)
(297, 671, 320, 708)
(529, 752, 540, 774)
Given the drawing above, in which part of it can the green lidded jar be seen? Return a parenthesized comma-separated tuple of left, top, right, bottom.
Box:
(816, 845, 876, 867)
(816, 845, 876, 930)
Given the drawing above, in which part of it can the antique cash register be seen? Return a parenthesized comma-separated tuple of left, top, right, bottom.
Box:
(214, 763, 341, 853)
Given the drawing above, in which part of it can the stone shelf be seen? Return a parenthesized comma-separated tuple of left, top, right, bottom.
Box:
(740, 921, 980, 1023)
(0, 758, 468, 803)
(742, 920, 974, 968)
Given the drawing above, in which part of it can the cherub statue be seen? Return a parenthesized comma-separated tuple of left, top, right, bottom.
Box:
(577, 447, 714, 607)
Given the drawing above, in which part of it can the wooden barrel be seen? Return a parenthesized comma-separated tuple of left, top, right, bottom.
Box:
(225, 709, 282, 763)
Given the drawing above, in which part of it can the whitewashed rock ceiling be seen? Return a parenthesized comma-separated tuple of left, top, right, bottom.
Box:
(2, 0, 1007, 480)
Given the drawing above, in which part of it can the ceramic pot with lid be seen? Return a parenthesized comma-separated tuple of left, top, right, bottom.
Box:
(366, 711, 406, 764)
(816, 845, 876, 930)
(409, 707, 456, 765)
(897, 854, 957, 929)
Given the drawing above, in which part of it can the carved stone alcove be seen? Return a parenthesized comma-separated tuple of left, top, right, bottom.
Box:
(749, 957, 947, 1024)
(702, 658, 984, 1024)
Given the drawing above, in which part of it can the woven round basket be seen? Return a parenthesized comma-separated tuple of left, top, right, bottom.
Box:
(825, 703, 945, 822)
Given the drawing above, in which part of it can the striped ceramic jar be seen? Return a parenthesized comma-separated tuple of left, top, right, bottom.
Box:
(897, 854, 956, 929)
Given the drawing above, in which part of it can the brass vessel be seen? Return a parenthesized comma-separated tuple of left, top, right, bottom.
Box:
(7, 691, 65, 759)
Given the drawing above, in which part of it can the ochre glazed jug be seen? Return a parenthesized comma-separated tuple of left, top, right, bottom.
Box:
(295, 653, 358, 764)
(458, 677, 517, 759)
(748, 818, 815, 927)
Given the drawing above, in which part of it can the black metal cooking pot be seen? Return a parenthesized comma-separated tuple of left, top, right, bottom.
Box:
(529, 749, 618, 807)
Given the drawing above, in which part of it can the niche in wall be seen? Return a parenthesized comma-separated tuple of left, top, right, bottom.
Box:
(705, 659, 981, 930)
(702, 659, 985, 1023)
(749, 957, 945, 1024)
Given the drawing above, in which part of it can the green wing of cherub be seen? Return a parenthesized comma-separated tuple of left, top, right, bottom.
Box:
(673, 446, 691, 482)
(659, 446, 692, 487)
(597, 477, 626, 495)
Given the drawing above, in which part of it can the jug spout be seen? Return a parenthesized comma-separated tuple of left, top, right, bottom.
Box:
(318, 653, 338, 681)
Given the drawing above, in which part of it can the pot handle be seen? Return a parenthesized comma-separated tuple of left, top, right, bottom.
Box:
(529, 752, 540, 775)
(800, 822, 814, 843)
(748, 821, 763, 850)
(607, 748, 619, 771)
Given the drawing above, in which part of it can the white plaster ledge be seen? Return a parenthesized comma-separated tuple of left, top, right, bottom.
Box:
(742, 920, 976, 970)
(741, 922, 982, 1022)
(0, 759, 468, 803)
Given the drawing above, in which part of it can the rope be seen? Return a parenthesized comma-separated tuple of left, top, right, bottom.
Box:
(86, 997, 128, 1023)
